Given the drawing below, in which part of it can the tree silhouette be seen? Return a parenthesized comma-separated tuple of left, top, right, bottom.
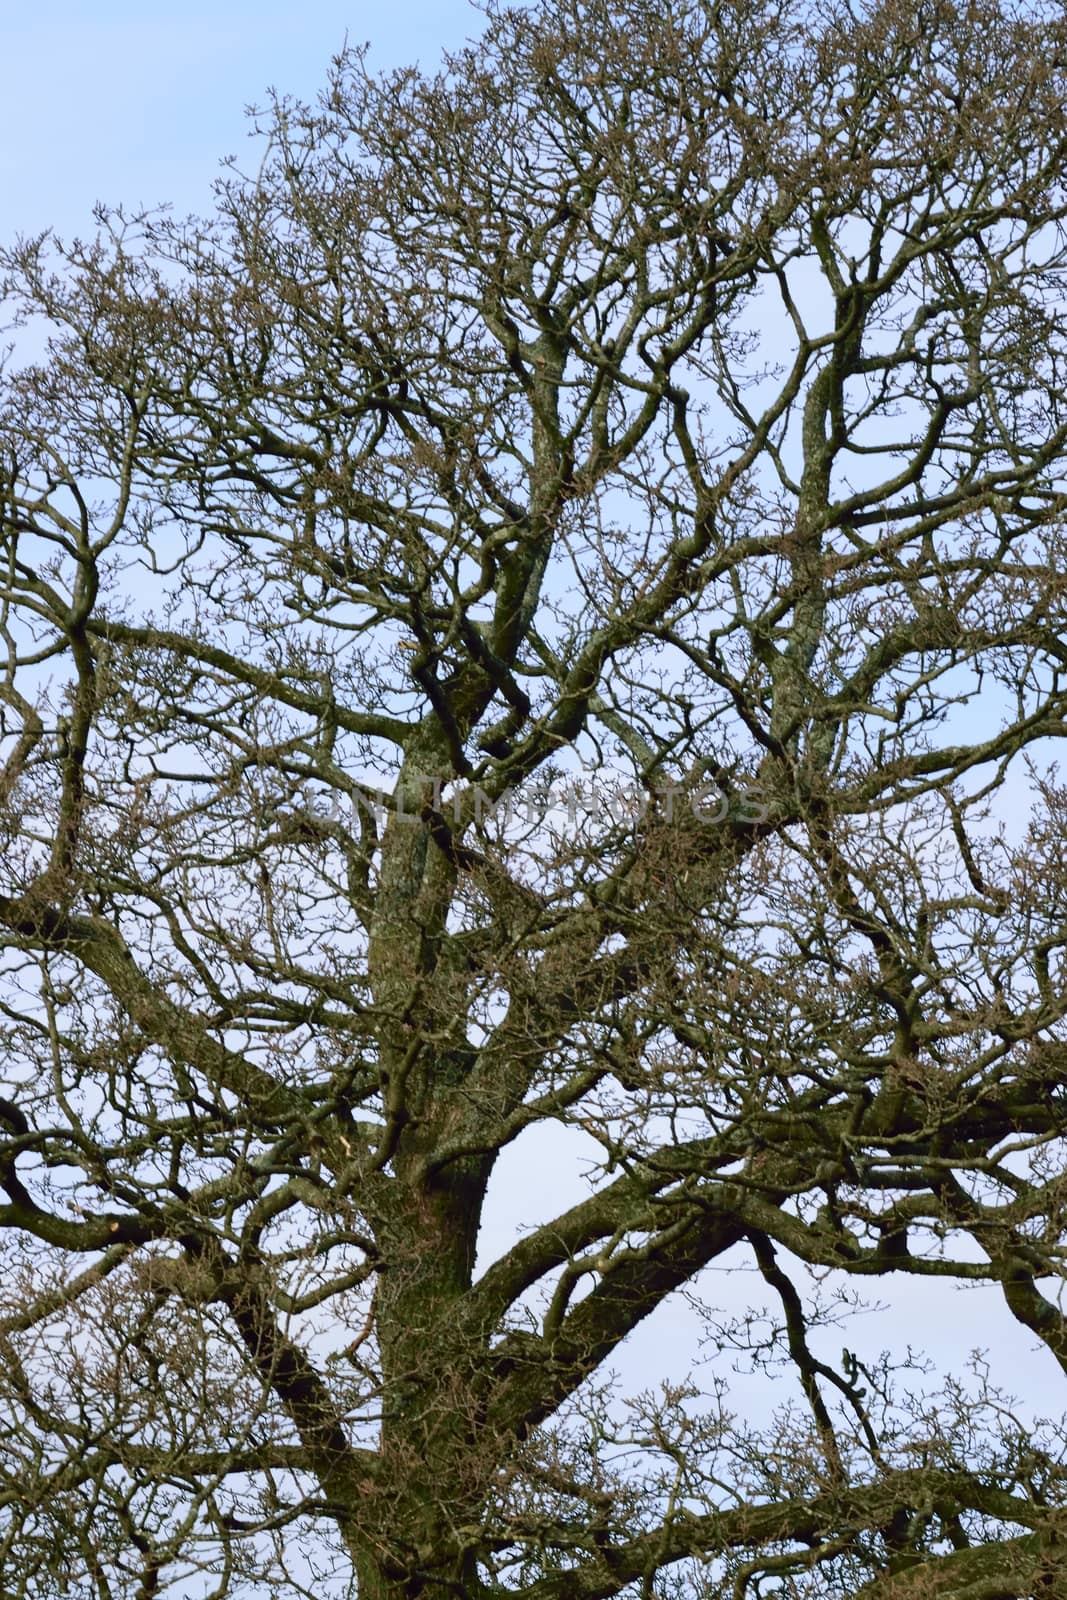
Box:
(3, 0, 1067, 1594)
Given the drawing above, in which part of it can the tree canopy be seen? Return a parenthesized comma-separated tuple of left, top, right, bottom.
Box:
(3, 0, 1067, 1594)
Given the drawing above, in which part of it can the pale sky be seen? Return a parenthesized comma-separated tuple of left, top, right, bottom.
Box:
(1, 1, 483, 240)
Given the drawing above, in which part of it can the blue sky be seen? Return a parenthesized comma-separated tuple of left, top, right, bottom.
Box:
(2, 1, 482, 240)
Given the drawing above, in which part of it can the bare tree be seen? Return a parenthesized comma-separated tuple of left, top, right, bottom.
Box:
(3, 0, 1067, 1594)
